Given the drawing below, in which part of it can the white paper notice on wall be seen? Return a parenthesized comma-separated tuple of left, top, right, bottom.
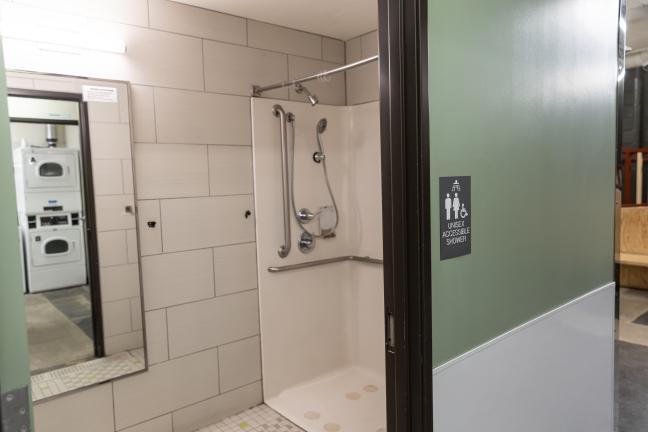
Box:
(82, 85, 118, 103)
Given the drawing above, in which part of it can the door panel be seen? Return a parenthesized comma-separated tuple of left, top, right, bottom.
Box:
(0, 40, 32, 431)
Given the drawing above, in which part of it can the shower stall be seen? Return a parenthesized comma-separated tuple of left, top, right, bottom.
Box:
(251, 87, 384, 431)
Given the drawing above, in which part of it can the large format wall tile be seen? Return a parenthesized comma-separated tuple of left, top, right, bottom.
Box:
(145, 309, 169, 365)
(213, 243, 258, 296)
(97, 230, 128, 267)
(120, 415, 172, 432)
(113, 349, 220, 429)
(288, 57, 346, 106)
(130, 85, 157, 143)
(95, 194, 136, 231)
(100, 263, 140, 302)
(172, 381, 263, 432)
(323, 38, 345, 64)
(102, 299, 133, 337)
(154, 88, 251, 145)
(34, 383, 115, 432)
(92, 159, 124, 195)
(247, 20, 322, 59)
(89, 122, 132, 160)
(141, 249, 215, 310)
(160, 196, 255, 252)
(166, 290, 260, 358)
(135, 143, 209, 199)
(203, 41, 288, 99)
(218, 336, 262, 392)
(149, 0, 246, 45)
(137, 200, 162, 256)
(208, 146, 254, 196)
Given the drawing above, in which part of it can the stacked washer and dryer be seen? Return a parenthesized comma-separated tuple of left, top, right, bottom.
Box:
(14, 125, 88, 293)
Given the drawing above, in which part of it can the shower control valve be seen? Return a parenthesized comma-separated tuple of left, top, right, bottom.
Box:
(297, 208, 316, 223)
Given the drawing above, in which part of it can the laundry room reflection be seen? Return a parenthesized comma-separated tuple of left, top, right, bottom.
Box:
(7, 80, 146, 401)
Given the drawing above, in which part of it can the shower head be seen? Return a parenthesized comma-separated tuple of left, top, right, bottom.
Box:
(294, 83, 319, 106)
(317, 118, 327, 134)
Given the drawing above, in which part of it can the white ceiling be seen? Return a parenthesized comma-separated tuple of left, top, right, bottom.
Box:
(171, 0, 377, 41)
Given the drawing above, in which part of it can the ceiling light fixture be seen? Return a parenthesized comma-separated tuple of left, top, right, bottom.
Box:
(0, 22, 126, 54)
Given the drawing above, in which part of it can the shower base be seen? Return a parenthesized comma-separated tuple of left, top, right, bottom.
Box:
(266, 366, 387, 432)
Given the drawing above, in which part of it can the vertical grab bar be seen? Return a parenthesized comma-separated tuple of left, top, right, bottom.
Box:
(273, 105, 292, 258)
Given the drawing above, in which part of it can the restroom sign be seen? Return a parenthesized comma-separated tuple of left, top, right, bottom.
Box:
(439, 176, 471, 260)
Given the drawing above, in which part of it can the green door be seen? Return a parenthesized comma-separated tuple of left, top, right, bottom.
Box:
(0, 40, 32, 432)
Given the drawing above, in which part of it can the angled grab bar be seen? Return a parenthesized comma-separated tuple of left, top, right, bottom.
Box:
(273, 104, 293, 258)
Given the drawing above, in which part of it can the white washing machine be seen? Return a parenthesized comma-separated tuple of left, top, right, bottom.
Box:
(13, 146, 82, 213)
(22, 213, 87, 293)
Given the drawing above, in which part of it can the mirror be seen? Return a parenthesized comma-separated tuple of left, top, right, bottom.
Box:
(7, 74, 146, 402)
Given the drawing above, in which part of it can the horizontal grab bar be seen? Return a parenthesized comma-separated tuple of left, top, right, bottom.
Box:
(268, 255, 383, 273)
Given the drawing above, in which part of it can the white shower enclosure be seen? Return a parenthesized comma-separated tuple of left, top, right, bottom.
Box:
(251, 98, 385, 432)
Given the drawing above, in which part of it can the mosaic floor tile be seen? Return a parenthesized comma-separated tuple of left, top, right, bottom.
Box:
(198, 404, 305, 432)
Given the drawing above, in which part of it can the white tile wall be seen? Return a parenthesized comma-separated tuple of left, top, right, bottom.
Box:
(208, 146, 254, 196)
(218, 336, 262, 392)
(130, 85, 157, 143)
(120, 414, 173, 432)
(136, 200, 162, 256)
(100, 264, 141, 302)
(247, 20, 322, 59)
(103, 299, 133, 337)
(33, 383, 115, 432)
(203, 41, 288, 99)
(288, 56, 346, 105)
(144, 309, 169, 365)
(213, 243, 258, 296)
(154, 88, 251, 145)
(98, 230, 128, 267)
(160, 195, 256, 252)
(166, 290, 260, 358)
(346, 30, 379, 105)
(148, 0, 247, 45)
(5, 1, 351, 430)
(93, 159, 124, 196)
(141, 249, 215, 310)
(172, 382, 263, 432)
(113, 348, 220, 429)
(134, 143, 209, 199)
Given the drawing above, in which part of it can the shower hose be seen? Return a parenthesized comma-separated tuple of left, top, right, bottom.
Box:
(289, 117, 340, 238)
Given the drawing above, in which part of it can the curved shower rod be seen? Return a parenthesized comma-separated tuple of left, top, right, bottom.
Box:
(252, 55, 379, 97)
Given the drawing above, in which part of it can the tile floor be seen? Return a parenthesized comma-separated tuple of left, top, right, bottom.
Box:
(198, 404, 305, 432)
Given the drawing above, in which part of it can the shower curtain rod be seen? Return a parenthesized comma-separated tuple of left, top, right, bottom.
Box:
(251, 55, 378, 97)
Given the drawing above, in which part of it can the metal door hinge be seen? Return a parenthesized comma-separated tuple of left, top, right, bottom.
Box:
(386, 312, 396, 352)
(1, 387, 30, 432)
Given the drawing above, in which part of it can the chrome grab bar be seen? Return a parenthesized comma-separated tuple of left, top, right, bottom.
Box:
(273, 104, 293, 258)
(268, 255, 383, 273)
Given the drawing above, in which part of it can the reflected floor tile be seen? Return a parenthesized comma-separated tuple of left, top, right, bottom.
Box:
(31, 350, 145, 401)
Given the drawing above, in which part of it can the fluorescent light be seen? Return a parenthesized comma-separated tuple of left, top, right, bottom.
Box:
(0, 22, 126, 54)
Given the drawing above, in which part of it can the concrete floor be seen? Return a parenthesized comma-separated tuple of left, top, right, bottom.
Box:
(617, 288, 648, 432)
(25, 286, 95, 373)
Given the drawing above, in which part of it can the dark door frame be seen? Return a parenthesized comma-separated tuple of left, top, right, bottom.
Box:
(379, 0, 433, 431)
(7, 88, 105, 359)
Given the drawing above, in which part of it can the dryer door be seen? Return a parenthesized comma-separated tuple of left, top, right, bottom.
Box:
(29, 228, 83, 267)
(23, 152, 79, 190)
